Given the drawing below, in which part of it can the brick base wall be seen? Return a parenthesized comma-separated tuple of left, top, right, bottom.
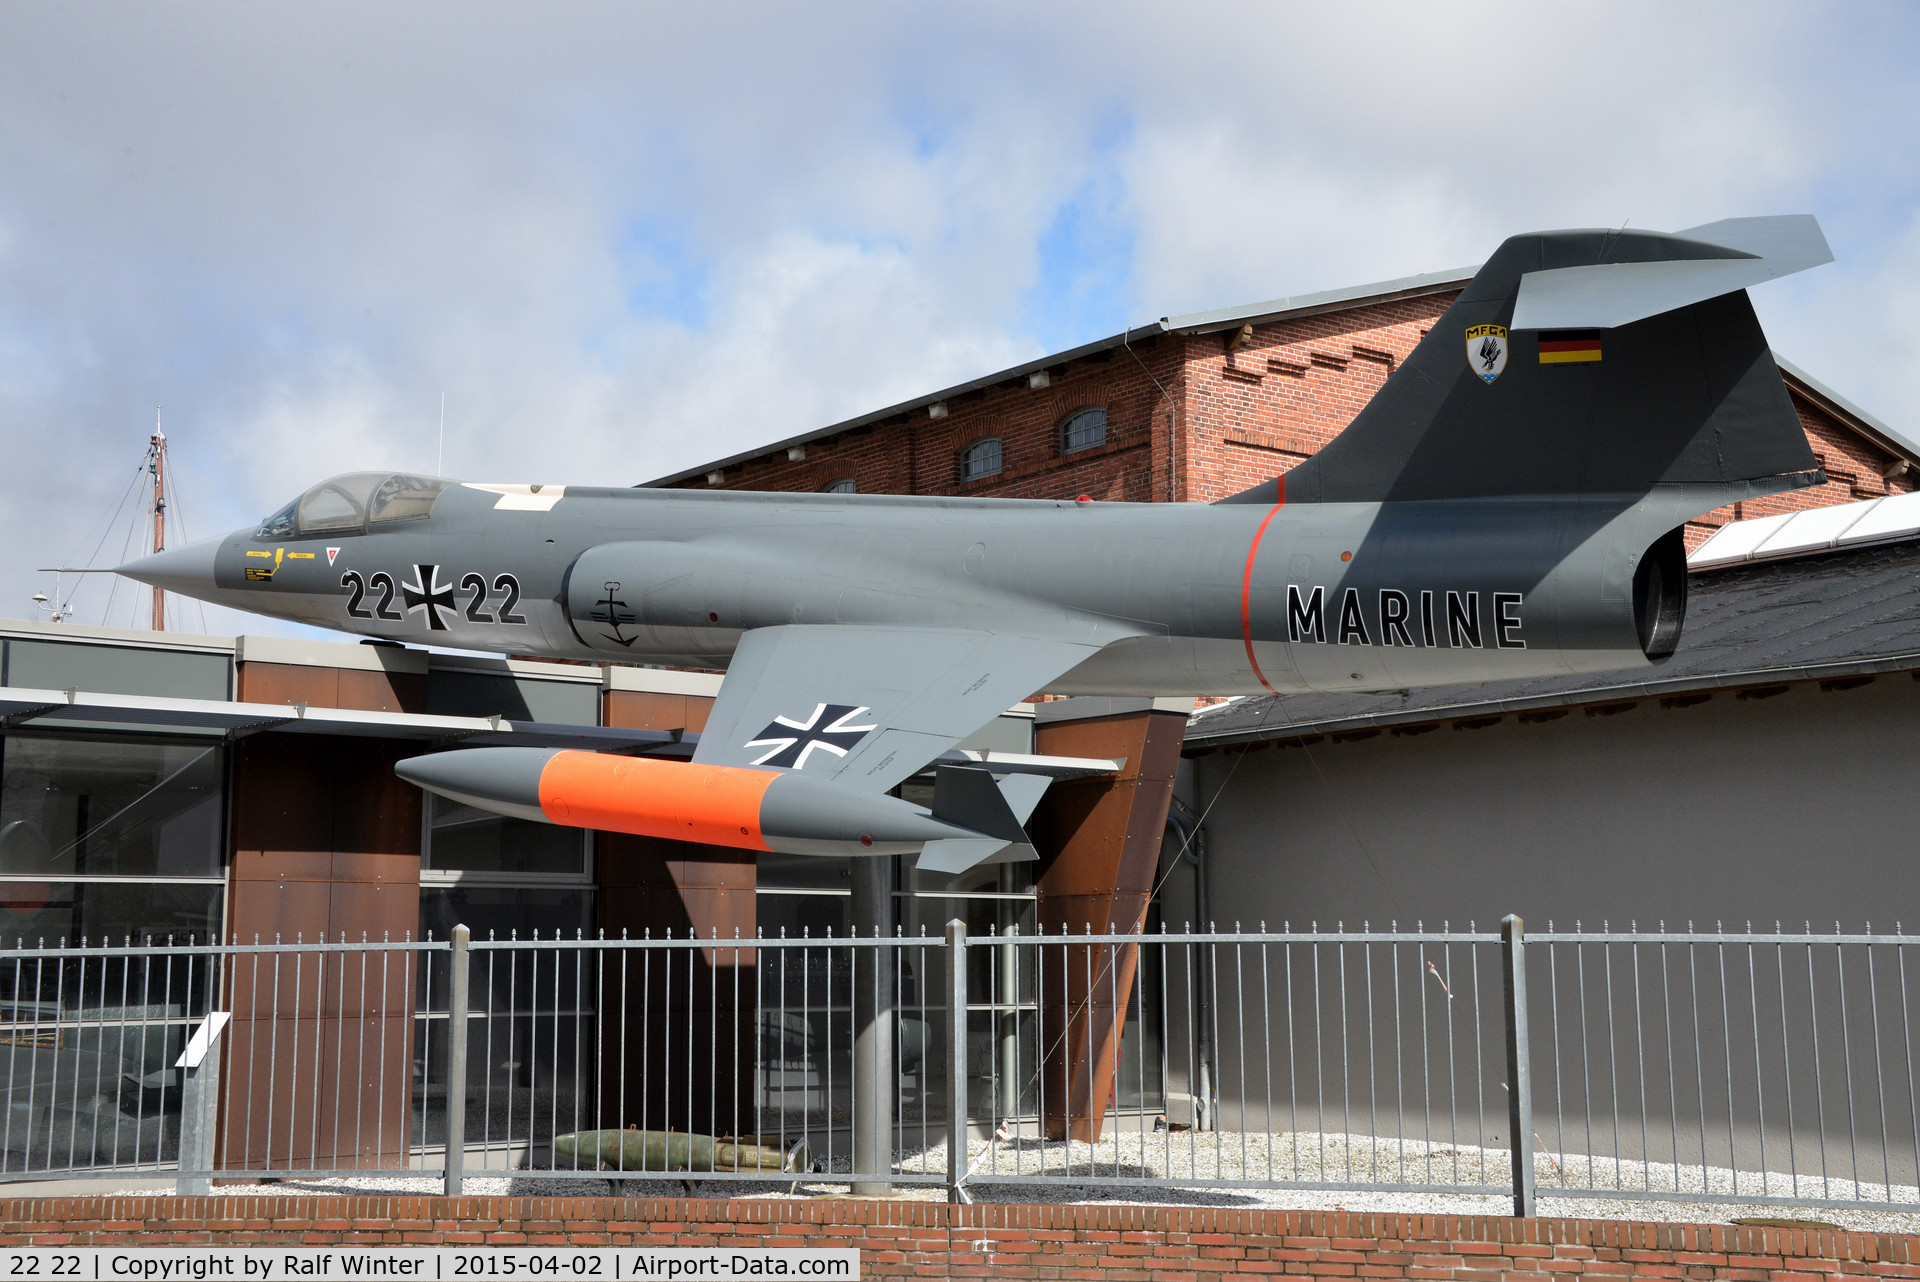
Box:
(3, 1197, 1916, 1280)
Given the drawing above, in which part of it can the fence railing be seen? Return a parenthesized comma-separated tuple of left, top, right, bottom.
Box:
(0, 917, 1911, 1219)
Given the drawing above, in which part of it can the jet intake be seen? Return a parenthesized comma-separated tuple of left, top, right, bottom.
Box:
(394, 747, 982, 858)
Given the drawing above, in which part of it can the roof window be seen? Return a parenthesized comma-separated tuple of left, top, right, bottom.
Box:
(960, 437, 1003, 481)
(1060, 407, 1108, 454)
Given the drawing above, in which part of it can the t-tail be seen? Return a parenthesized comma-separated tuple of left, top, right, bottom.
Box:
(1220, 214, 1831, 662)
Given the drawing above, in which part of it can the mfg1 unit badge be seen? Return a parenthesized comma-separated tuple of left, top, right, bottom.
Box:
(1466, 323, 1508, 383)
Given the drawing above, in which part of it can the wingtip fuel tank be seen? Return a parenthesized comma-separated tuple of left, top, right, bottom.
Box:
(397, 746, 987, 858)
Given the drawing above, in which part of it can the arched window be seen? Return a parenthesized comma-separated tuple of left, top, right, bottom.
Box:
(824, 477, 856, 494)
(960, 437, 1003, 481)
(1060, 407, 1108, 453)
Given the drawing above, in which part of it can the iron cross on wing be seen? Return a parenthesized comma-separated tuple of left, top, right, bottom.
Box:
(745, 703, 877, 769)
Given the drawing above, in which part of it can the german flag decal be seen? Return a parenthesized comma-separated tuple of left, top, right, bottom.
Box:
(1539, 330, 1603, 364)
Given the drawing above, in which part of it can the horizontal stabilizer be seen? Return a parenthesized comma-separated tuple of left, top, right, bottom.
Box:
(993, 773, 1051, 825)
(1511, 215, 1832, 331)
(916, 765, 1052, 877)
(916, 837, 1034, 876)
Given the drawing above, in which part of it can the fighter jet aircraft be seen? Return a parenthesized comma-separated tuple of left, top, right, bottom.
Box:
(119, 216, 1834, 874)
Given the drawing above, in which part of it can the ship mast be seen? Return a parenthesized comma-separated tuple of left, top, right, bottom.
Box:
(148, 409, 166, 632)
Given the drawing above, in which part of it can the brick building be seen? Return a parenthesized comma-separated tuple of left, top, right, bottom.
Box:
(647, 269, 1919, 549)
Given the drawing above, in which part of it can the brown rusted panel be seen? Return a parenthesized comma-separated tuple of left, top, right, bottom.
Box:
(229, 736, 423, 873)
(227, 879, 332, 946)
(335, 668, 427, 714)
(229, 847, 333, 883)
(236, 661, 425, 714)
(215, 1015, 323, 1169)
(220, 734, 423, 1167)
(328, 741, 423, 859)
(224, 913, 414, 1019)
(311, 1012, 415, 1166)
(602, 689, 713, 735)
(218, 1005, 414, 1166)
(329, 849, 421, 885)
(1028, 707, 1187, 1141)
(237, 662, 340, 708)
(229, 738, 334, 866)
(603, 690, 689, 731)
(329, 879, 421, 942)
(1034, 939, 1145, 1141)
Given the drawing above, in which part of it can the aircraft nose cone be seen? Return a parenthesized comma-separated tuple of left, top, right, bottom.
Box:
(116, 536, 225, 594)
(394, 748, 562, 824)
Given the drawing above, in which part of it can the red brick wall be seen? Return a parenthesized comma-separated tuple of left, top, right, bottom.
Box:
(4, 1198, 1916, 1280)
(676, 338, 1185, 503)
(1176, 295, 1452, 502)
(665, 288, 1914, 555)
(1683, 397, 1915, 549)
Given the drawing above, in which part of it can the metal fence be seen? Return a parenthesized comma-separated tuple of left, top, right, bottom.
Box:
(0, 918, 1912, 1219)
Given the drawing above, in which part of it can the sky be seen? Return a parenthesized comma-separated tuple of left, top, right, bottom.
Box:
(0, 1, 1916, 641)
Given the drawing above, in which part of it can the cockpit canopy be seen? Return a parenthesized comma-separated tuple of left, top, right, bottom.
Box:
(256, 473, 454, 540)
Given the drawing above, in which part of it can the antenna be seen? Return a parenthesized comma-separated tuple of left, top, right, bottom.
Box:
(149, 408, 166, 631)
(437, 391, 446, 476)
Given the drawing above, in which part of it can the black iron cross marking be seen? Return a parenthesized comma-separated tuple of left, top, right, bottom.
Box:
(401, 563, 456, 631)
(745, 703, 877, 770)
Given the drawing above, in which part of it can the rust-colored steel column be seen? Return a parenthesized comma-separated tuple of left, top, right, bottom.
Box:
(220, 734, 422, 1172)
(1028, 698, 1189, 1142)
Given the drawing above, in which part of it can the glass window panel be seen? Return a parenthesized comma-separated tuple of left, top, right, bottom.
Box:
(295, 473, 385, 535)
(418, 886, 594, 1151)
(255, 499, 298, 540)
(756, 891, 848, 939)
(824, 478, 856, 494)
(0, 736, 224, 878)
(0, 880, 221, 948)
(367, 474, 453, 526)
(418, 885, 594, 953)
(5, 641, 229, 702)
(896, 893, 1034, 943)
(427, 796, 586, 876)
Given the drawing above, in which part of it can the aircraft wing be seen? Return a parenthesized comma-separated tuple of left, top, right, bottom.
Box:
(690, 625, 1107, 795)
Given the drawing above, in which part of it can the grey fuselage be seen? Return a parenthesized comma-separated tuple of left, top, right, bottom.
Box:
(149, 478, 1724, 697)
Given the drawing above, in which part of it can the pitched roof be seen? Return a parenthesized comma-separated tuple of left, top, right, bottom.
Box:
(640, 268, 1475, 488)
(1185, 537, 1920, 751)
(639, 276, 1916, 488)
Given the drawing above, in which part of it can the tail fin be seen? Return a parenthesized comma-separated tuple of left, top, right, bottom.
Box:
(1219, 216, 1830, 506)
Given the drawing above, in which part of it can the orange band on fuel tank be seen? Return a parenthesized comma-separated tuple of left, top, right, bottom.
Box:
(536, 752, 775, 851)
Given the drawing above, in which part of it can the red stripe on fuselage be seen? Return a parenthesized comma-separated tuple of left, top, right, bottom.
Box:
(1239, 474, 1285, 692)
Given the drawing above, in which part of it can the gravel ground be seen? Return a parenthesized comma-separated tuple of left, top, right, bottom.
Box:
(135, 1131, 1920, 1235)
